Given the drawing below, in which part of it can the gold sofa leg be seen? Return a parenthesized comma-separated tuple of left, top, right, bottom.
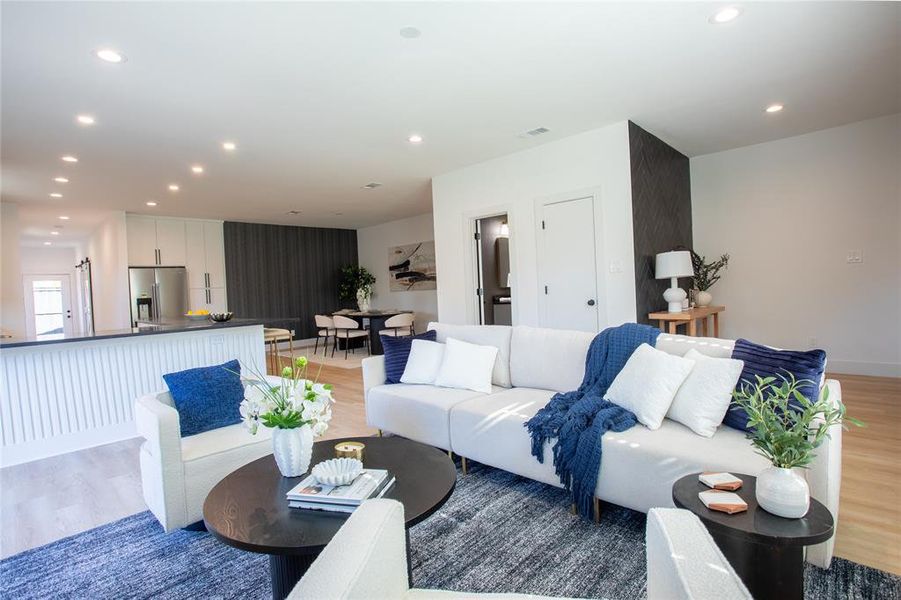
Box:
(461, 457, 468, 475)
(593, 497, 601, 523)
(570, 503, 577, 516)
(447, 450, 454, 460)
(377, 429, 383, 437)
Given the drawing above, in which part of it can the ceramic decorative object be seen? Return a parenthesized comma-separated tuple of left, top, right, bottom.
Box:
(356, 288, 371, 312)
(312, 457, 363, 486)
(756, 466, 810, 518)
(271, 425, 314, 478)
(695, 290, 713, 307)
(209, 312, 233, 322)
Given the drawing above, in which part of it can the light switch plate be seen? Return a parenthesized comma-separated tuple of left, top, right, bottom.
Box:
(846, 250, 863, 264)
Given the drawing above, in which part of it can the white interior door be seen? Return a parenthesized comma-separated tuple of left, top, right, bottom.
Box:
(538, 196, 599, 332)
(23, 275, 74, 338)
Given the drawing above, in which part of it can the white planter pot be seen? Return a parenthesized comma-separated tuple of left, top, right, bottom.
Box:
(356, 289, 371, 313)
(756, 466, 810, 518)
(271, 425, 314, 477)
(695, 290, 713, 307)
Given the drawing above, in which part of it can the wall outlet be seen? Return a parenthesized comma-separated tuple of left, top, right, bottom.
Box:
(846, 250, 863, 264)
(608, 260, 623, 274)
(209, 335, 224, 346)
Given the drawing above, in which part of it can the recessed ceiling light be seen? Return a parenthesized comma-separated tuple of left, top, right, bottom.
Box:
(95, 48, 125, 63)
(51, 231, 60, 236)
(399, 27, 421, 39)
(59, 215, 70, 220)
(407, 134, 423, 144)
(53, 177, 69, 183)
(765, 103, 784, 113)
(146, 201, 158, 207)
(49, 193, 63, 198)
(61, 155, 78, 163)
(709, 6, 742, 24)
(168, 184, 180, 192)
(191, 165, 204, 174)
(222, 141, 236, 151)
(76, 114, 96, 125)
(44, 241, 52, 246)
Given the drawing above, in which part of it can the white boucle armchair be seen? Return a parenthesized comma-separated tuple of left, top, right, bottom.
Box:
(135, 376, 279, 532)
(289, 500, 751, 600)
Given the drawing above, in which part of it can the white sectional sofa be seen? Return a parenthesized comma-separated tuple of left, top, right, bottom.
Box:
(362, 323, 842, 568)
(289, 499, 752, 599)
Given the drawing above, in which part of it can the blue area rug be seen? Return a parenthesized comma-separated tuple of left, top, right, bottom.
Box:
(2, 463, 899, 599)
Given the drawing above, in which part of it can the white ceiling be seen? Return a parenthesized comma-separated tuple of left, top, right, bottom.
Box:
(2, 2, 899, 245)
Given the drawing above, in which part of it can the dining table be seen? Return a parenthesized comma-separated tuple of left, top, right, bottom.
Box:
(331, 309, 413, 355)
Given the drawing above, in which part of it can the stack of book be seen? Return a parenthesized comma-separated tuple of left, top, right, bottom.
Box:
(286, 468, 395, 514)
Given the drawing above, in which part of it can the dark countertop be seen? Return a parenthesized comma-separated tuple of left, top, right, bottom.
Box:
(0, 318, 266, 349)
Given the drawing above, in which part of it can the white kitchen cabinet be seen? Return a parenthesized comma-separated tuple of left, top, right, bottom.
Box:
(207, 287, 228, 313)
(185, 221, 207, 288)
(126, 215, 187, 267)
(203, 221, 227, 289)
(188, 287, 228, 313)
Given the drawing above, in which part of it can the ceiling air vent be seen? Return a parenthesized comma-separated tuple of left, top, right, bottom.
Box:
(361, 182, 382, 190)
(286, 210, 302, 215)
(524, 126, 550, 137)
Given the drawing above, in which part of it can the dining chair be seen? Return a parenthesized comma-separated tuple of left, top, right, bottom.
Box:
(332, 315, 369, 359)
(379, 313, 415, 338)
(313, 315, 336, 356)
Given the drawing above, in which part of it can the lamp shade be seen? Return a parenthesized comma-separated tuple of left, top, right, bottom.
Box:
(655, 251, 693, 279)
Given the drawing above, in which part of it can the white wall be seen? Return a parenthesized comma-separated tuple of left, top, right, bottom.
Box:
(85, 211, 131, 331)
(0, 203, 25, 337)
(431, 120, 636, 328)
(356, 212, 438, 332)
(692, 113, 901, 376)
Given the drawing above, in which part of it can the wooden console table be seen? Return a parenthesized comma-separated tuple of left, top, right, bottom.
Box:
(648, 305, 724, 337)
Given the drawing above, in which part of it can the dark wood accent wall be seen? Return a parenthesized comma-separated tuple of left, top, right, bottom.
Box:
(629, 121, 693, 324)
(223, 222, 358, 338)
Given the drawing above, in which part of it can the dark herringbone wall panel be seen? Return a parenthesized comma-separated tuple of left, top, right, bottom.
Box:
(224, 222, 358, 338)
(629, 122, 693, 324)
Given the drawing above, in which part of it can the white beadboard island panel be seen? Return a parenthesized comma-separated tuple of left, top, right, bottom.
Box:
(0, 324, 265, 466)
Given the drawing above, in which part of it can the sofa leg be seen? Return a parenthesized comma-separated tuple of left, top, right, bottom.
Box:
(570, 503, 577, 516)
(377, 429, 383, 437)
(447, 450, 454, 460)
(461, 457, 468, 475)
(593, 497, 601, 523)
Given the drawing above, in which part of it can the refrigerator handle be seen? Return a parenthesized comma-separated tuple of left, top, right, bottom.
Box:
(152, 283, 159, 321)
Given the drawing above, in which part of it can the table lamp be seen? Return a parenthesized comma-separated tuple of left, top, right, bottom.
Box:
(655, 250, 694, 313)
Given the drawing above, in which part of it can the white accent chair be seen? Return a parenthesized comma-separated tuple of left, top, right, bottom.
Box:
(314, 315, 336, 356)
(135, 376, 279, 532)
(333, 314, 369, 359)
(289, 500, 751, 600)
(379, 312, 415, 337)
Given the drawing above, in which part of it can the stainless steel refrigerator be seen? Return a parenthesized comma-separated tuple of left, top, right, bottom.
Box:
(128, 267, 188, 326)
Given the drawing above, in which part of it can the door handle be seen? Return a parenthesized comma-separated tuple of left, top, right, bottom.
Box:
(587, 299, 596, 306)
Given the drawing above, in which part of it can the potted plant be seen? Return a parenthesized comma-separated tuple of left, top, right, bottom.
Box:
(238, 357, 334, 477)
(338, 265, 376, 312)
(732, 373, 862, 518)
(689, 250, 729, 307)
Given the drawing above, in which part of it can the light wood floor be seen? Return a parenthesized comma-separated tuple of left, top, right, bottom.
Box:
(1, 366, 897, 576)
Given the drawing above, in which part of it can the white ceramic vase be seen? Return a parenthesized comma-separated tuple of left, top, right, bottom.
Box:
(756, 466, 810, 518)
(695, 290, 713, 307)
(271, 425, 314, 477)
(356, 288, 371, 312)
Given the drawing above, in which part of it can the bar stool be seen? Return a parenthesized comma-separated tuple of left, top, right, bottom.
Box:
(263, 328, 294, 373)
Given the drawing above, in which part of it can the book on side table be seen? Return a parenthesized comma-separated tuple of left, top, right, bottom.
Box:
(286, 469, 395, 513)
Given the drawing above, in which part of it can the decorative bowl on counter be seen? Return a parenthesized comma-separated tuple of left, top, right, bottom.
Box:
(184, 312, 209, 320)
(311, 457, 363, 486)
(209, 312, 234, 322)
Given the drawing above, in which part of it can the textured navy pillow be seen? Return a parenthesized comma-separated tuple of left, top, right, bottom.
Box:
(725, 339, 826, 432)
(381, 330, 438, 384)
(162, 359, 244, 437)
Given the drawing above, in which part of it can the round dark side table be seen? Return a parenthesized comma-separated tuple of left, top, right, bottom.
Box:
(672, 472, 834, 600)
(203, 436, 456, 600)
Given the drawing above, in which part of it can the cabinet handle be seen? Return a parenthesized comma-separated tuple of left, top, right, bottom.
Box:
(206, 289, 211, 304)
(205, 272, 210, 287)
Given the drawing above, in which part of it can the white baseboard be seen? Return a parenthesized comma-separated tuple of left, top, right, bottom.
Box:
(0, 422, 138, 468)
(827, 360, 901, 378)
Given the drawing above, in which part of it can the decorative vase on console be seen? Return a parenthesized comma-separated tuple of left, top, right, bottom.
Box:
(356, 286, 372, 313)
(731, 373, 861, 519)
(688, 250, 729, 308)
(237, 356, 334, 478)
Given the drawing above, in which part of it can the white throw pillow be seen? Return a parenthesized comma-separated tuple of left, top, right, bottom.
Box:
(667, 349, 744, 437)
(604, 343, 695, 430)
(400, 340, 445, 385)
(433, 337, 499, 394)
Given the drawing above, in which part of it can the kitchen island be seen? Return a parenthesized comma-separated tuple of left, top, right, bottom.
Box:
(0, 319, 266, 467)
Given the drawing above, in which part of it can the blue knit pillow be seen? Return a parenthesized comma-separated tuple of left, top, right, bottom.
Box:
(725, 339, 827, 432)
(162, 359, 244, 437)
(381, 330, 438, 384)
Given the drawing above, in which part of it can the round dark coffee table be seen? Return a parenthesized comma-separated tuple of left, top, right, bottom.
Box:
(673, 472, 834, 600)
(203, 436, 456, 600)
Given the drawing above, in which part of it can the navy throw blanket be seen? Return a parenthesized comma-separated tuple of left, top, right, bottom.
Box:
(525, 323, 660, 519)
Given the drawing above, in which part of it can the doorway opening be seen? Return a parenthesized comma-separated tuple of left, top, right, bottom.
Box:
(23, 274, 74, 339)
(474, 214, 512, 325)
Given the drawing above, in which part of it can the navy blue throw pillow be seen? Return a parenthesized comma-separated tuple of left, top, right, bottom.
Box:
(381, 330, 438, 384)
(162, 359, 244, 437)
(725, 339, 827, 432)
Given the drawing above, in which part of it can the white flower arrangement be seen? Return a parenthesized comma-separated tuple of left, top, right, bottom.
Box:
(238, 356, 334, 436)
